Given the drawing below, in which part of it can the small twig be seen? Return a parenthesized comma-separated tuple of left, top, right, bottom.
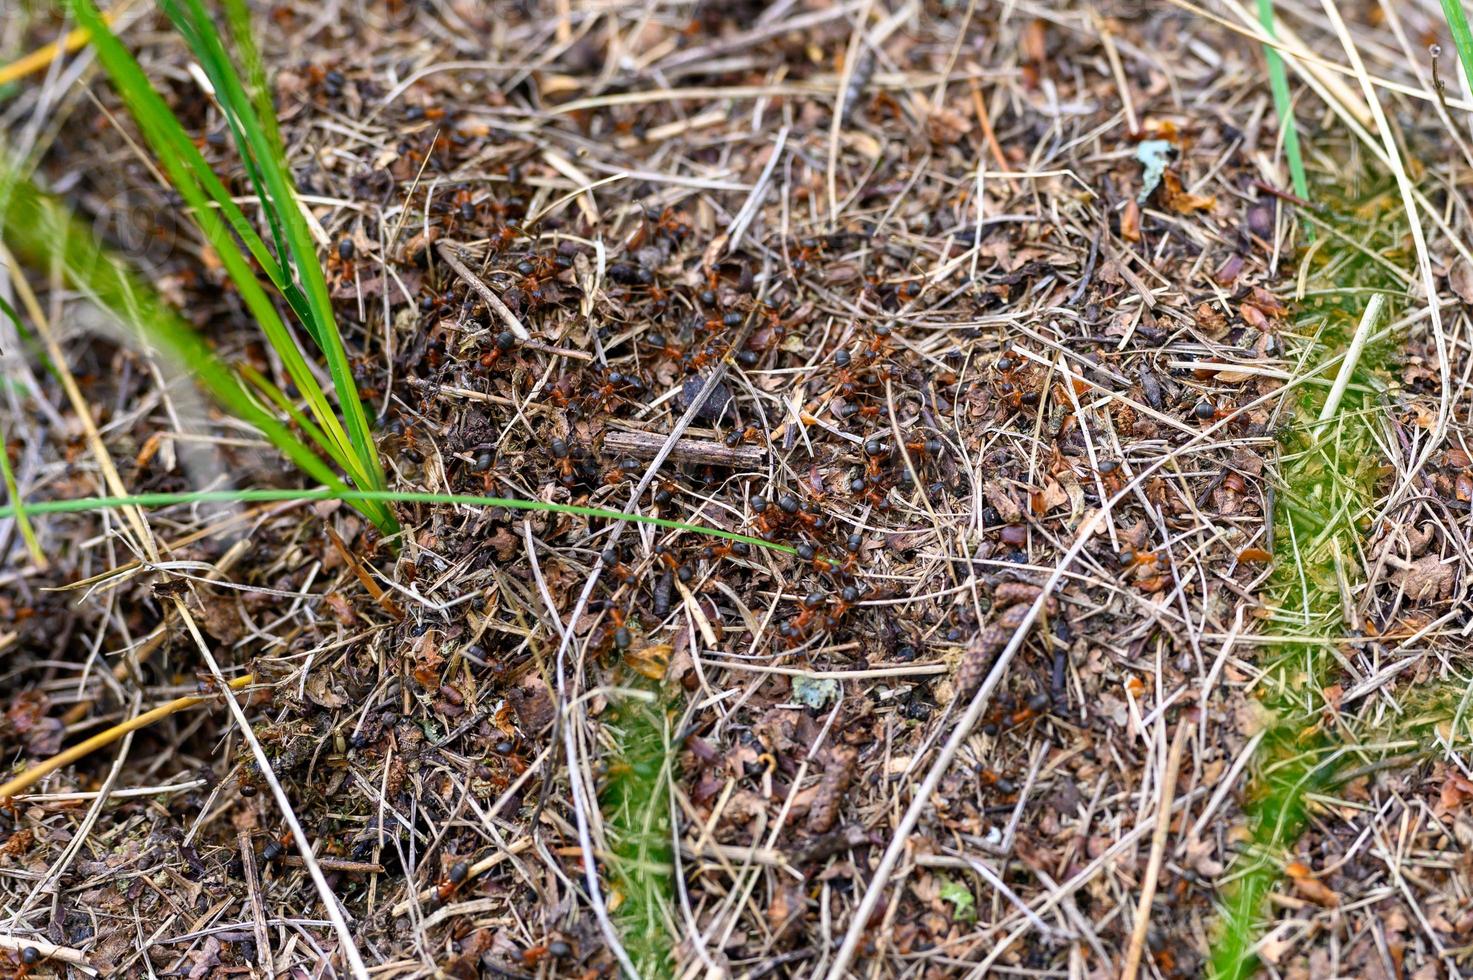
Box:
(391, 839, 535, 916)
(326, 524, 403, 618)
(602, 429, 765, 468)
(172, 597, 370, 980)
(728, 126, 789, 253)
(1067, 219, 1104, 306)
(435, 240, 530, 341)
(238, 831, 273, 979)
(278, 855, 386, 873)
(1120, 718, 1190, 980)
(0, 935, 96, 975)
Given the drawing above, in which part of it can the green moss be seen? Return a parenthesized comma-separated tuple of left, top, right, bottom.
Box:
(1210, 182, 1400, 979)
(601, 685, 676, 979)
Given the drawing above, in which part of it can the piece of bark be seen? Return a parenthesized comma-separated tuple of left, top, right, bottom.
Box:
(602, 429, 765, 469)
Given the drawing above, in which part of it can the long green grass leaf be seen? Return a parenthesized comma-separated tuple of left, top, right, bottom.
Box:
(0, 425, 43, 568)
(1257, 0, 1311, 209)
(0, 175, 379, 520)
(0, 488, 798, 556)
(1440, 0, 1473, 99)
(158, 0, 386, 496)
(63, 0, 286, 293)
(0, 295, 45, 568)
(65, 0, 391, 527)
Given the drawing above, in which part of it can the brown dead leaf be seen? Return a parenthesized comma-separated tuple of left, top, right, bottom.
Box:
(768, 882, 807, 946)
(983, 480, 1024, 524)
(305, 671, 349, 709)
(1120, 199, 1141, 242)
(410, 630, 443, 688)
(1160, 170, 1215, 213)
(509, 674, 556, 732)
(1392, 553, 1454, 601)
(1285, 861, 1339, 907)
(323, 592, 359, 627)
(1021, 18, 1047, 64)
(925, 106, 971, 145)
(1195, 301, 1228, 338)
(1451, 258, 1473, 305)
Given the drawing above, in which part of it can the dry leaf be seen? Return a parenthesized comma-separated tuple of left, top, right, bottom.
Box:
(1160, 170, 1216, 213)
(1120, 199, 1141, 242)
(1451, 258, 1473, 304)
(1392, 553, 1454, 601)
(1285, 862, 1339, 907)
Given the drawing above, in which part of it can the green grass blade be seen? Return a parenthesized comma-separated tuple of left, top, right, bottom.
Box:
(1440, 0, 1473, 98)
(0, 488, 799, 557)
(65, 0, 383, 507)
(155, 0, 300, 315)
(1257, 0, 1311, 208)
(216, 0, 386, 495)
(156, 0, 387, 497)
(238, 362, 342, 462)
(64, 0, 289, 293)
(0, 423, 43, 568)
(0, 174, 386, 524)
(0, 293, 45, 568)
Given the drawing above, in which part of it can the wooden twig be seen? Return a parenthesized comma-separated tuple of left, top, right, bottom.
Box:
(238, 831, 274, 979)
(435, 241, 530, 341)
(0, 935, 96, 976)
(390, 839, 534, 916)
(0, 675, 254, 800)
(1120, 718, 1190, 980)
(602, 429, 765, 469)
(279, 855, 385, 874)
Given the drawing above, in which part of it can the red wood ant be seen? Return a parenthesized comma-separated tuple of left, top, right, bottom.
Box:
(550, 438, 578, 487)
(991, 351, 1039, 411)
(485, 223, 522, 254)
(520, 940, 572, 968)
(789, 236, 827, 275)
(0, 946, 43, 979)
(326, 236, 357, 288)
(591, 606, 634, 655)
(431, 859, 470, 906)
(261, 830, 292, 864)
(477, 330, 519, 372)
